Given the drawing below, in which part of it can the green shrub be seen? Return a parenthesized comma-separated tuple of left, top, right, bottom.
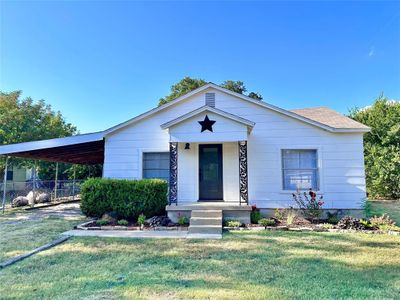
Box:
(359, 219, 373, 229)
(322, 223, 334, 229)
(286, 210, 297, 225)
(326, 211, 339, 224)
(96, 219, 109, 226)
(258, 218, 275, 228)
(274, 208, 285, 221)
(117, 219, 129, 226)
(250, 205, 262, 224)
(80, 178, 168, 220)
(225, 220, 241, 227)
(177, 214, 188, 225)
(138, 213, 146, 226)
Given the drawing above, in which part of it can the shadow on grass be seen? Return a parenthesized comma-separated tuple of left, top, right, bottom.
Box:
(1, 231, 399, 299)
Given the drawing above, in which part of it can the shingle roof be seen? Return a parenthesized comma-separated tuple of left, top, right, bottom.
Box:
(290, 107, 369, 130)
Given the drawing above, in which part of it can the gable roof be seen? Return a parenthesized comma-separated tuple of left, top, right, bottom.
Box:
(290, 107, 370, 131)
(160, 106, 255, 130)
(104, 83, 369, 135)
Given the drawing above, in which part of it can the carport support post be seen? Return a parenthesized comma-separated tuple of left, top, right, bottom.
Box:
(31, 162, 37, 208)
(72, 167, 76, 201)
(2, 156, 9, 213)
(54, 163, 59, 200)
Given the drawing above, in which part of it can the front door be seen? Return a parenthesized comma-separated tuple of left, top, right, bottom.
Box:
(199, 144, 223, 201)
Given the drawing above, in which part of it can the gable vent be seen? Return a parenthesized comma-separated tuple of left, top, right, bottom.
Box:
(205, 93, 215, 107)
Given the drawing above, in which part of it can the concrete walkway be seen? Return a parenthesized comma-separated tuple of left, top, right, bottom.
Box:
(62, 229, 222, 239)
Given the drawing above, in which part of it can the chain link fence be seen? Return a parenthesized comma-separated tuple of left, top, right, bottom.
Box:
(1, 180, 83, 210)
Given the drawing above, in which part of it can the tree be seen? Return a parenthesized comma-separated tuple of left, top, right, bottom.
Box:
(0, 91, 77, 179)
(248, 92, 263, 100)
(221, 80, 247, 94)
(159, 77, 207, 106)
(349, 95, 400, 199)
(158, 77, 263, 106)
(65, 164, 103, 180)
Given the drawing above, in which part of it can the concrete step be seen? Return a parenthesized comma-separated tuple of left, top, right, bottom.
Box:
(191, 210, 222, 218)
(190, 217, 222, 226)
(188, 225, 222, 235)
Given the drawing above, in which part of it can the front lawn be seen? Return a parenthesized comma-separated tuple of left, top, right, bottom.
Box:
(0, 204, 87, 261)
(1, 231, 399, 299)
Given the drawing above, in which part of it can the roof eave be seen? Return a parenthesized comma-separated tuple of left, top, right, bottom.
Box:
(160, 105, 255, 130)
(0, 132, 105, 156)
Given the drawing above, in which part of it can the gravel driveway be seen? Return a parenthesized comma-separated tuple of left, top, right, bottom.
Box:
(0, 202, 84, 225)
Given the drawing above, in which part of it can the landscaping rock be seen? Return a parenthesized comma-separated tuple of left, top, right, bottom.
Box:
(145, 216, 172, 227)
(11, 196, 29, 207)
(26, 191, 37, 206)
(337, 216, 367, 230)
(35, 193, 50, 203)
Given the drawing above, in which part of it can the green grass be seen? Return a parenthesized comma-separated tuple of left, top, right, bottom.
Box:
(0, 202, 399, 299)
(0, 231, 399, 299)
(0, 208, 87, 261)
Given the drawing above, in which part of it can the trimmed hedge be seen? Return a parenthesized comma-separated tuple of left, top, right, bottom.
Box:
(80, 178, 168, 220)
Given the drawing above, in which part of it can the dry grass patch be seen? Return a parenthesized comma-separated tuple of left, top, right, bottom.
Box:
(0, 231, 399, 299)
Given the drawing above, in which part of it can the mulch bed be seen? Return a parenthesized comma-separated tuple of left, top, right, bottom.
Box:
(77, 220, 189, 231)
(225, 217, 400, 235)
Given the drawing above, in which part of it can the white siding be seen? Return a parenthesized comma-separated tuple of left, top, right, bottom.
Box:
(169, 111, 248, 142)
(176, 142, 239, 203)
(103, 88, 367, 209)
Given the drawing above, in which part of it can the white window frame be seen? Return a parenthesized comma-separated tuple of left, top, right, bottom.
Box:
(279, 146, 324, 193)
(139, 148, 169, 180)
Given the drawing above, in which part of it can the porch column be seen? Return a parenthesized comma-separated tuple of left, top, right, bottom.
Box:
(169, 142, 178, 205)
(238, 141, 248, 205)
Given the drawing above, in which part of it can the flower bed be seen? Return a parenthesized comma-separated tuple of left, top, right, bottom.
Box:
(225, 208, 400, 236)
(224, 224, 400, 235)
(76, 215, 189, 231)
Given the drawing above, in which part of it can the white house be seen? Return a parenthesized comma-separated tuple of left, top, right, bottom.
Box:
(0, 83, 370, 227)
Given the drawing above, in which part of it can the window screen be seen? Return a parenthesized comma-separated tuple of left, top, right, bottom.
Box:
(142, 152, 169, 181)
(282, 149, 319, 190)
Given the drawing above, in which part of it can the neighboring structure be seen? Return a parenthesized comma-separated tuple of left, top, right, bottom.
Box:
(0, 83, 370, 224)
(0, 165, 32, 191)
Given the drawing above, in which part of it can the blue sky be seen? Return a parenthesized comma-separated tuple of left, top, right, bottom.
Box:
(1, 1, 399, 133)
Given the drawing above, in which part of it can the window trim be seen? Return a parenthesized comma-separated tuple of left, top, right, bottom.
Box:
(279, 147, 323, 193)
(139, 149, 169, 180)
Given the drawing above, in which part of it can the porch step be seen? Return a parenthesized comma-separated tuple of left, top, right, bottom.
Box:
(191, 210, 222, 218)
(188, 209, 223, 236)
(188, 225, 222, 235)
(190, 217, 222, 226)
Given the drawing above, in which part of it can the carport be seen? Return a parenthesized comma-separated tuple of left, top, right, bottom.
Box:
(0, 132, 105, 211)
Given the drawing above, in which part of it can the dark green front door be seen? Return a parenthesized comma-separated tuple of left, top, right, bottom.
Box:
(199, 144, 223, 201)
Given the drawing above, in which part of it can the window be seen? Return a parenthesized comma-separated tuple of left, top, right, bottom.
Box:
(282, 149, 319, 190)
(142, 152, 169, 181)
(6, 169, 13, 181)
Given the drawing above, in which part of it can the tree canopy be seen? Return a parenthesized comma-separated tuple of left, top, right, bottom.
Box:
(349, 96, 400, 199)
(0, 91, 77, 145)
(0, 91, 102, 180)
(158, 77, 263, 106)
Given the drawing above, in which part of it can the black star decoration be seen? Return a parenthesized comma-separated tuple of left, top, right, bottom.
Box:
(198, 115, 216, 132)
